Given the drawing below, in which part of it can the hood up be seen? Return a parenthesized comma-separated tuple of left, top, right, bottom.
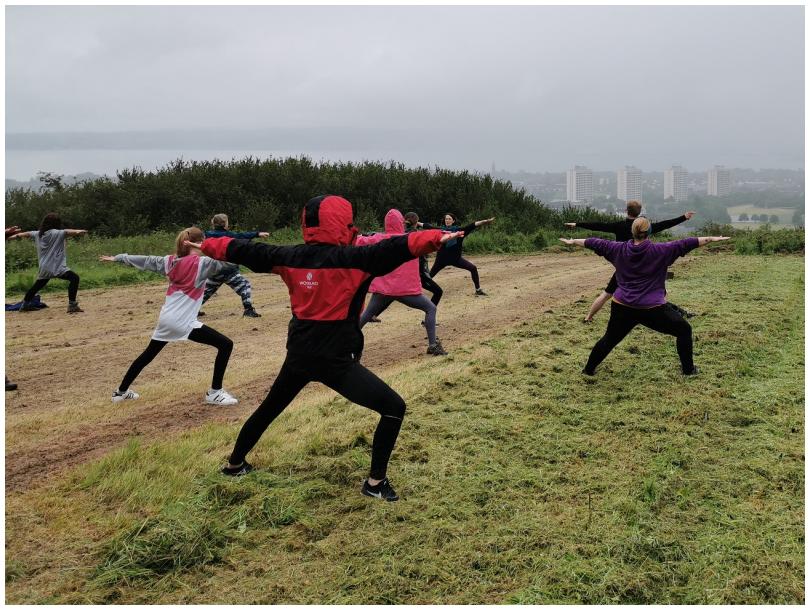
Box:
(301, 195, 358, 246)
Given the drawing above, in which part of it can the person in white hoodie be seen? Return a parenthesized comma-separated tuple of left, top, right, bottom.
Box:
(100, 227, 239, 406)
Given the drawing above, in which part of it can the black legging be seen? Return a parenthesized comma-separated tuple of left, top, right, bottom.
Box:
(119, 325, 233, 391)
(229, 352, 406, 480)
(430, 256, 480, 290)
(24, 271, 80, 302)
(584, 301, 694, 374)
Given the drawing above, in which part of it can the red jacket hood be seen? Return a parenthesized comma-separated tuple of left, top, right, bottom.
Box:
(301, 195, 358, 246)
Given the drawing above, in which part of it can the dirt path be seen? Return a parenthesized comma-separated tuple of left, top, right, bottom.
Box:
(5, 252, 613, 493)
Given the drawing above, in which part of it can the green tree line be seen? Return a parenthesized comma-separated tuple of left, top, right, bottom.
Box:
(5, 157, 618, 236)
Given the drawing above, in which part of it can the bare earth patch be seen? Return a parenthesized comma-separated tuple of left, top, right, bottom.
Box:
(5, 252, 615, 492)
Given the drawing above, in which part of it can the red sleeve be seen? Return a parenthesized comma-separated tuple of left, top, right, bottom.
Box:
(200, 236, 234, 261)
(407, 229, 446, 257)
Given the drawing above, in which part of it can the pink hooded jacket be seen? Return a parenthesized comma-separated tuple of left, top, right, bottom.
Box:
(355, 209, 422, 296)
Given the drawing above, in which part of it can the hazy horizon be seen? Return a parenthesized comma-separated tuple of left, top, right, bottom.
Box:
(6, 5, 804, 176)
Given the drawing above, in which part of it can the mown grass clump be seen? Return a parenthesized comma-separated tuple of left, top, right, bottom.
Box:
(4, 254, 804, 604)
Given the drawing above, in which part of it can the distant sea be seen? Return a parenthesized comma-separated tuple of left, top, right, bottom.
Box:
(4, 148, 463, 182)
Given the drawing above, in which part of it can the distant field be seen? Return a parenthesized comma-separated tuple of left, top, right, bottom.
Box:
(5, 252, 804, 604)
(727, 205, 797, 226)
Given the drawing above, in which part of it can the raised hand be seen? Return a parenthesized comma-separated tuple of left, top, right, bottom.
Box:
(440, 231, 464, 244)
(684, 211, 697, 220)
(5, 226, 21, 239)
(564, 222, 577, 228)
(98, 255, 116, 262)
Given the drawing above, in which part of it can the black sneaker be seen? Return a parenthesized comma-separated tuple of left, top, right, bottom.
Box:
(221, 461, 254, 477)
(5, 380, 17, 391)
(243, 308, 261, 318)
(426, 341, 448, 356)
(581, 367, 596, 376)
(683, 366, 700, 376)
(198, 311, 207, 317)
(475, 288, 488, 296)
(361, 477, 399, 501)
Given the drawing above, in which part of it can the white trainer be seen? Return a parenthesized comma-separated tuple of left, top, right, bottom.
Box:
(112, 388, 140, 404)
(205, 388, 238, 406)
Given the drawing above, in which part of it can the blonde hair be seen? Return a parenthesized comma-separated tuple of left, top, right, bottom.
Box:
(631, 217, 651, 241)
(211, 213, 229, 229)
(626, 200, 642, 218)
(175, 227, 205, 257)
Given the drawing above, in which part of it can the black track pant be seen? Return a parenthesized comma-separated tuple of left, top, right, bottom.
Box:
(229, 352, 406, 480)
(420, 270, 444, 306)
(430, 256, 480, 289)
(118, 325, 233, 392)
(584, 301, 694, 374)
(24, 271, 80, 302)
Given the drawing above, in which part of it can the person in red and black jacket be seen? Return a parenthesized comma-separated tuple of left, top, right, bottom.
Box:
(565, 200, 695, 322)
(191, 195, 463, 502)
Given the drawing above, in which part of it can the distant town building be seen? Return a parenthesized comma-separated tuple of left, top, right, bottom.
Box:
(616, 166, 642, 203)
(566, 165, 593, 204)
(707, 165, 731, 197)
(664, 165, 688, 202)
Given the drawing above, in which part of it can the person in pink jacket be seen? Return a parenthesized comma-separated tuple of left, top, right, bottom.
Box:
(357, 209, 447, 356)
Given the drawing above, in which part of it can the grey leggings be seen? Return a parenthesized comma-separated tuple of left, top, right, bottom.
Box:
(359, 293, 437, 344)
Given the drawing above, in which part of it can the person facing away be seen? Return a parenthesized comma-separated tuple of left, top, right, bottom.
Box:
(200, 213, 269, 318)
(565, 200, 696, 322)
(100, 227, 239, 406)
(193, 194, 463, 501)
(8, 213, 88, 313)
(559, 217, 729, 375)
(356, 209, 446, 355)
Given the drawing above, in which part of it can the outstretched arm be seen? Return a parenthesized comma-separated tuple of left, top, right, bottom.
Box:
(65, 229, 88, 238)
(353, 230, 464, 277)
(475, 217, 495, 227)
(6, 231, 32, 240)
(100, 254, 168, 275)
(194, 237, 285, 273)
(651, 211, 695, 234)
(697, 236, 730, 246)
(558, 238, 587, 247)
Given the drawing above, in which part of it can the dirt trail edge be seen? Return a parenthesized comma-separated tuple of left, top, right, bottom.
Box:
(6, 252, 613, 493)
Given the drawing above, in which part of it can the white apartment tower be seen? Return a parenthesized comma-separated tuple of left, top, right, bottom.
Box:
(664, 165, 688, 202)
(566, 166, 593, 204)
(707, 166, 731, 197)
(617, 166, 642, 203)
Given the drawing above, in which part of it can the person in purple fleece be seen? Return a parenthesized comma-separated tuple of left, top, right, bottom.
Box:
(560, 217, 729, 376)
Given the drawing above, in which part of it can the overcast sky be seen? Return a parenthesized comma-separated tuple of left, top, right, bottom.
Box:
(5, 5, 805, 172)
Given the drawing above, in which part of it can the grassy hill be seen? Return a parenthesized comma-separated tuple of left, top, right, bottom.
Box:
(5, 254, 804, 603)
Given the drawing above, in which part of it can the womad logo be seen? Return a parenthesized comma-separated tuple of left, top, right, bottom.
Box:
(299, 271, 319, 289)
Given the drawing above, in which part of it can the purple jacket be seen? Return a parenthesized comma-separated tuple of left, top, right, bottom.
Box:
(585, 237, 700, 308)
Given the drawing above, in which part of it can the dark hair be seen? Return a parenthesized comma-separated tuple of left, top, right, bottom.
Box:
(404, 212, 419, 227)
(39, 212, 62, 235)
(626, 201, 642, 218)
(443, 212, 457, 224)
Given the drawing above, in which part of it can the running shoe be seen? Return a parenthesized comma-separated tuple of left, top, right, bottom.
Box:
(112, 388, 140, 403)
(475, 288, 488, 296)
(581, 367, 596, 376)
(221, 461, 254, 477)
(243, 307, 261, 318)
(683, 366, 700, 376)
(369, 316, 382, 323)
(198, 311, 207, 317)
(6, 380, 17, 392)
(67, 302, 84, 314)
(427, 341, 448, 356)
(361, 477, 399, 501)
(206, 388, 239, 406)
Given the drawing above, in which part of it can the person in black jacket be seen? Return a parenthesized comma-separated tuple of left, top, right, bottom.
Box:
(565, 201, 695, 321)
(192, 195, 463, 502)
(426, 213, 495, 296)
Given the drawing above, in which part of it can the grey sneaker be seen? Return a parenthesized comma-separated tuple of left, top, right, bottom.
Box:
(475, 288, 487, 296)
(67, 302, 84, 313)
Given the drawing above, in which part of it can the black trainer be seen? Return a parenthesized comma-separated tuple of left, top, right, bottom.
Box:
(581, 367, 596, 376)
(427, 340, 448, 356)
(361, 477, 399, 501)
(221, 461, 254, 477)
(475, 288, 488, 296)
(243, 307, 261, 318)
(683, 366, 700, 376)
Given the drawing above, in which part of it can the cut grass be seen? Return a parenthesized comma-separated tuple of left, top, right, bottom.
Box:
(4, 254, 804, 604)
